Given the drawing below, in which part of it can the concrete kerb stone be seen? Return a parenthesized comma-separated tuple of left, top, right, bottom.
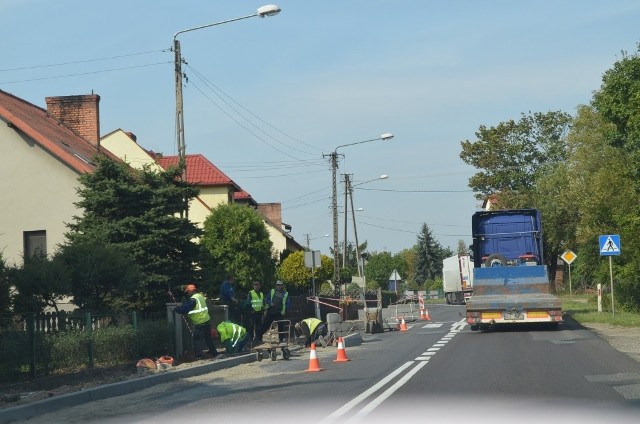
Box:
(0, 354, 255, 424)
(342, 332, 363, 348)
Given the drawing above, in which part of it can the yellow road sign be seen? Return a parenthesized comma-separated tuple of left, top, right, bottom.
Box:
(561, 250, 577, 265)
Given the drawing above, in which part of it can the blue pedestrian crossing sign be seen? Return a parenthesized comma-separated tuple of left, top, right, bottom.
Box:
(599, 234, 621, 256)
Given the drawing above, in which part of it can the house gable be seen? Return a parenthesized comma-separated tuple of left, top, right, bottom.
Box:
(0, 90, 115, 266)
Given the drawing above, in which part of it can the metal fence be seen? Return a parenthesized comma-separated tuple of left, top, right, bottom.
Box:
(0, 310, 172, 385)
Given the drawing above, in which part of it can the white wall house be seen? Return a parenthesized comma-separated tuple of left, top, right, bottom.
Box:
(0, 91, 112, 267)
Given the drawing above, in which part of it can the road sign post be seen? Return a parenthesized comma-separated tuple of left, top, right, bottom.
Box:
(599, 235, 621, 317)
(304, 251, 322, 317)
(561, 250, 577, 297)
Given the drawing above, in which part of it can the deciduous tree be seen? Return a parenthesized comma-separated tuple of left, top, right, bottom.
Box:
(201, 203, 276, 295)
(278, 250, 332, 291)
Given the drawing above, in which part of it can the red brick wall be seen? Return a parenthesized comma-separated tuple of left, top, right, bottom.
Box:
(45, 94, 100, 146)
(257, 203, 282, 229)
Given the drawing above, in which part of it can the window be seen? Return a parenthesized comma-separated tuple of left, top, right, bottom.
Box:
(24, 230, 47, 258)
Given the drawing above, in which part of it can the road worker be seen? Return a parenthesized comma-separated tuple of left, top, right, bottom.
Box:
(216, 321, 249, 354)
(261, 280, 290, 342)
(295, 317, 328, 348)
(173, 284, 219, 360)
(247, 281, 266, 342)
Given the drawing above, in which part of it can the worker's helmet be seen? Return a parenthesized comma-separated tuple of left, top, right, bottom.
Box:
(184, 284, 197, 294)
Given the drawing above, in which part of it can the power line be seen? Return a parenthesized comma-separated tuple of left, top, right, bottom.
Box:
(186, 63, 319, 157)
(219, 159, 325, 171)
(357, 220, 469, 238)
(0, 49, 169, 72)
(357, 213, 470, 228)
(232, 168, 326, 179)
(357, 187, 473, 193)
(0, 61, 171, 85)
(187, 78, 304, 160)
(185, 63, 323, 154)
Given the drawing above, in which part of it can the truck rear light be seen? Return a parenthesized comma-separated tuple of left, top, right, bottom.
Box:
(467, 312, 480, 318)
(527, 311, 549, 319)
(548, 310, 562, 316)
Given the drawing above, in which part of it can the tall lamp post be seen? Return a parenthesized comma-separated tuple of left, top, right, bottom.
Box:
(349, 175, 388, 277)
(324, 133, 394, 285)
(174, 5, 281, 173)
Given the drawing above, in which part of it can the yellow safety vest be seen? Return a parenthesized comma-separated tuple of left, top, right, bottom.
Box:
(269, 289, 288, 315)
(302, 318, 322, 334)
(249, 290, 265, 312)
(187, 293, 210, 325)
(217, 322, 247, 347)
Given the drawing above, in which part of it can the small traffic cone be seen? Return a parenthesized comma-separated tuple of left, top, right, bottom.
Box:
(420, 307, 431, 321)
(333, 337, 351, 362)
(305, 343, 324, 372)
(399, 316, 408, 332)
(423, 307, 431, 321)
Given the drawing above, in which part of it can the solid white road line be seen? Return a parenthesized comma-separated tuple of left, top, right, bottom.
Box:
(350, 361, 428, 420)
(322, 361, 415, 422)
(323, 319, 467, 421)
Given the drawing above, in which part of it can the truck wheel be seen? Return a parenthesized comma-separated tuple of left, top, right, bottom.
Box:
(485, 254, 507, 267)
(470, 324, 479, 331)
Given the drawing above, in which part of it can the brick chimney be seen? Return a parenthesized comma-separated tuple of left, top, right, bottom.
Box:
(257, 203, 282, 229)
(45, 94, 100, 147)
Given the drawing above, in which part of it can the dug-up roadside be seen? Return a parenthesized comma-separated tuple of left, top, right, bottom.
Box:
(582, 322, 640, 363)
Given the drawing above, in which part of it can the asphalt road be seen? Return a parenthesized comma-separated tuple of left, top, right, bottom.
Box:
(13, 305, 640, 424)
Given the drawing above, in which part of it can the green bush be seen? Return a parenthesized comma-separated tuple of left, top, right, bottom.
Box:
(615, 279, 640, 312)
(49, 330, 91, 372)
(136, 320, 174, 358)
(0, 316, 172, 384)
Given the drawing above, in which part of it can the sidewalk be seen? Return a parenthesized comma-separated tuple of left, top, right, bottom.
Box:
(0, 354, 254, 424)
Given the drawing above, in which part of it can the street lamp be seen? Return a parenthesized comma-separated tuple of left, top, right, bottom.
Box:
(324, 133, 394, 284)
(353, 174, 388, 188)
(174, 4, 281, 173)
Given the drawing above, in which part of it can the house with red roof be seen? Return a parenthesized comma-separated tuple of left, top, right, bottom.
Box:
(0, 88, 301, 273)
(0, 90, 117, 268)
(100, 125, 303, 259)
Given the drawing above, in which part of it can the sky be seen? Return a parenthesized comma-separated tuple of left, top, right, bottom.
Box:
(2, 1, 640, 256)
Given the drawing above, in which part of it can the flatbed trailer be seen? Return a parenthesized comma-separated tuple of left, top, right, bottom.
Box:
(465, 265, 562, 330)
(465, 209, 562, 331)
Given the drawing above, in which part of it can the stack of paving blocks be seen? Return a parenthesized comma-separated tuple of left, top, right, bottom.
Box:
(326, 312, 365, 342)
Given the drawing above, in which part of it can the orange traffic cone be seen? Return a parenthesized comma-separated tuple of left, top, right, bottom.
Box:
(399, 316, 408, 332)
(423, 307, 431, 321)
(305, 343, 324, 372)
(420, 307, 431, 321)
(333, 337, 351, 362)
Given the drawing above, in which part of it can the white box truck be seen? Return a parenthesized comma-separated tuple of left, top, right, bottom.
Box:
(442, 254, 473, 305)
